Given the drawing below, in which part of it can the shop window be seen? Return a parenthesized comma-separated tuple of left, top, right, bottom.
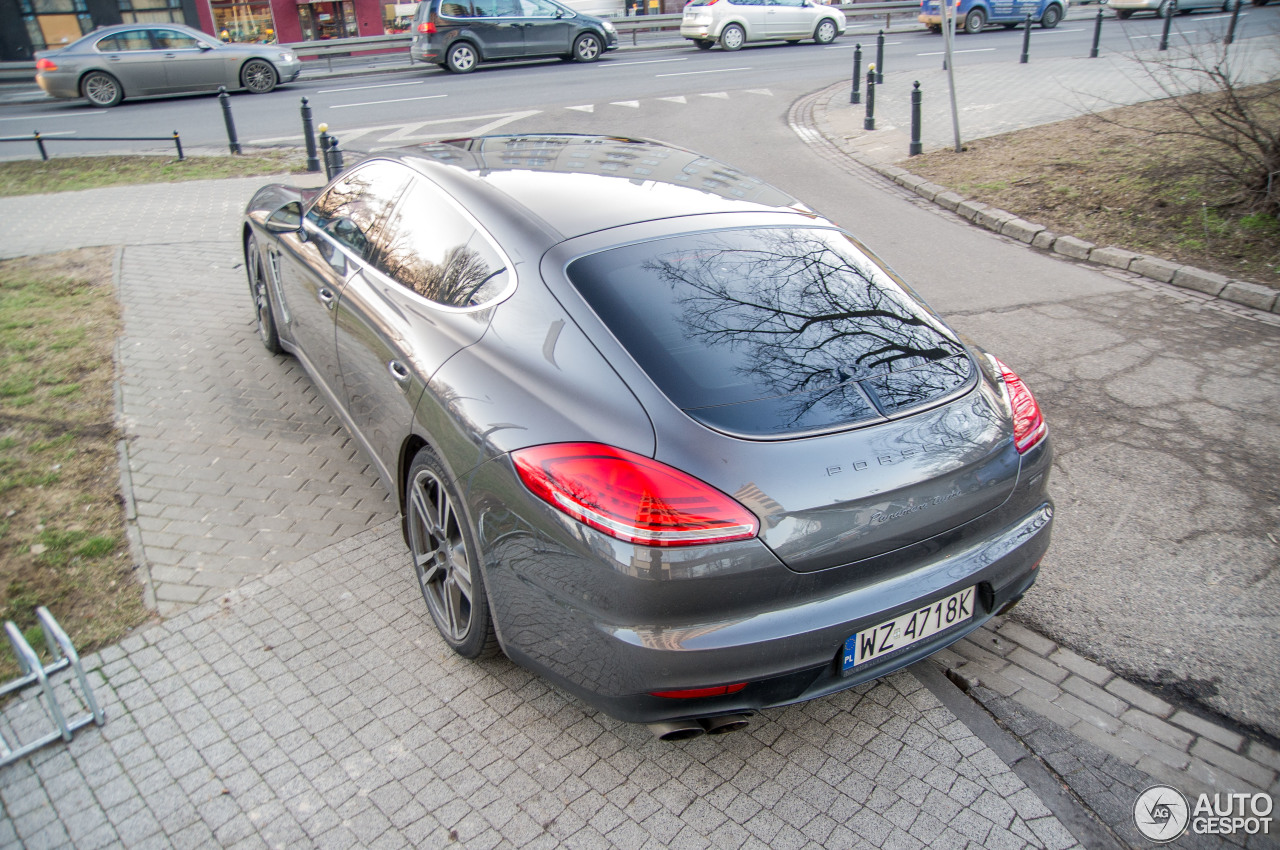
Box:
(210, 0, 278, 43)
(297, 1, 358, 40)
(20, 0, 91, 51)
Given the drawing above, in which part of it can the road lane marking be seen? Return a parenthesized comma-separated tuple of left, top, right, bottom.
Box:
(824, 41, 903, 49)
(599, 57, 689, 67)
(317, 81, 427, 94)
(610, 100, 640, 107)
(656, 67, 750, 77)
(916, 47, 997, 55)
(329, 94, 448, 108)
(0, 113, 105, 122)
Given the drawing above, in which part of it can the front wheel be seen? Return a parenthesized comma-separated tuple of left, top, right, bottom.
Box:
(406, 449, 497, 659)
(1040, 4, 1062, 26)
(445, 41, 478, 73)
(572, 31, 603, 62)
(813, 18, 838, 44)
(81, 71, 122, 108)
(245, 235, 282, 354)
(963, 7, 986, 32)
(719, 23, 745, 50)
(241, 59, 278, 94)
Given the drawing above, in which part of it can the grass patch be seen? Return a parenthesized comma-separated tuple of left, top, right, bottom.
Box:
(0, 248, 154, 679)
(904, 86, 1280, 288)
(0, 149, 307, 197)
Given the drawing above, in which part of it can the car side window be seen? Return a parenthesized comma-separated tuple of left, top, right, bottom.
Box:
(154, 30, 201, 49)
(440, 0, 474, 15)
(96, 31, 155, 51)
(470, 0, 500, 15)
(305, 161, 410, 264)
(373, 179, 511, 309)
(518, 0, 563, 16)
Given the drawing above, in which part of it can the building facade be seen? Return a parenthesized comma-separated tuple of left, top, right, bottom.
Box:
(0, 0, 414, 60)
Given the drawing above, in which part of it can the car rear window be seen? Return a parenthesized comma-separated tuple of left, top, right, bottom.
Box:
(566, 228, 974, 437)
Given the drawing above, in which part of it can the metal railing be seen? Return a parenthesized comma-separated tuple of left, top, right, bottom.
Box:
(0, 130, 184, 160)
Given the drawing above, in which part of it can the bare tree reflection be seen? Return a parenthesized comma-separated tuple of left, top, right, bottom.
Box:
(380, 242, 500, 307)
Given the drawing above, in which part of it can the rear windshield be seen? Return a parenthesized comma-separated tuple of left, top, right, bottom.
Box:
(567, 228, 973, 436)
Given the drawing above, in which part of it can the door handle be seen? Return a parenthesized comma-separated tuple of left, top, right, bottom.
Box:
(164, 53, 177, 58)
(318, 287, 336, 309)
(388, 361, 411, 383)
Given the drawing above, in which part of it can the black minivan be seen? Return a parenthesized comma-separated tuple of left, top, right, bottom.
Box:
(411, 0, 618, 73)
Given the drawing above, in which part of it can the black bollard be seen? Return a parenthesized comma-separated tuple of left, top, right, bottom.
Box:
(851, 44, 862, 104)
(1089, 8, 1103, 57)
(1224, 0, 1241, 44)
(33, 131, 47, 161)
(864, 66, 876, 131)
(172, 131, 184, 161)
(218, 87, 241, 155)
(875, 30, 885, 84)
(327, 136, 344, 176)
(1020, 14, 1031, 63)
(1158, 4, 1172, 50)
(301, 97, 321, 173)
(909, 82, 923, 156)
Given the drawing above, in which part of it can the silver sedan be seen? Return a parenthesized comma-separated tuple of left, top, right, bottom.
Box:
(35, 23, 300, 108)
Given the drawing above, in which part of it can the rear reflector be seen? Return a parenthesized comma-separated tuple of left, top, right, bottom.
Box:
(512, 442, 759, 547)
(651, 683, 747, 699)
(995, 359, 1047, 454)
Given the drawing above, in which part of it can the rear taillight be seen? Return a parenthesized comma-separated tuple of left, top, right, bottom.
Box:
(995, 359, 1047, 454)
(651, 683, 747, 699)
(512, 443, 759, 547)
(35, 58, 57, 71)
(417, 21, 435, 33)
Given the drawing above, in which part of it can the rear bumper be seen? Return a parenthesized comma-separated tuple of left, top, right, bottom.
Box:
(35, 72, 80, 100)
(489, 494, 1053, 723)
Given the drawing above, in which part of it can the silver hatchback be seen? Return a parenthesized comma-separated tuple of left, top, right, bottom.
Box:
(35, 23, 301, 108)
(681, 0, 847, 50)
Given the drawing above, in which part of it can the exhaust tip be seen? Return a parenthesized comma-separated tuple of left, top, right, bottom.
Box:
(647, 720, 705, 741)
(700, 714, 751, 735)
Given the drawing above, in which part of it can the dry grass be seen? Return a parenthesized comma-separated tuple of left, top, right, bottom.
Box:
(0, 149, 307, 197)
(0, 249, 156, 676)
(904, 87, 1280, 287)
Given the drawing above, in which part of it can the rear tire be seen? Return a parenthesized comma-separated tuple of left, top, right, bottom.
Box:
(1040, 4, 1061, 26)
(813, 18, 838, 43)
(572, 31, 603, 62)
(445, 41, 478, 73)
(720, 23, 745, 50)
(963, 7, 986, 32)
(81, 71, 122, 108)
(406, 448, 498, 659)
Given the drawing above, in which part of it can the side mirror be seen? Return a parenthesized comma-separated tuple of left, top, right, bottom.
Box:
(265, 201, 302, 234)
(198, 42, 214, 51)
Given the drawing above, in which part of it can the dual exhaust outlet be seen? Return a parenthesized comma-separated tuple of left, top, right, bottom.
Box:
(647, 713, 752, 741)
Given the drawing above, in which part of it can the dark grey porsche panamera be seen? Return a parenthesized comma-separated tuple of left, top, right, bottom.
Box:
(242, 134, 1052, 739)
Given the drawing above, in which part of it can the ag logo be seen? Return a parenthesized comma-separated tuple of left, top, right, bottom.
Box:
(1134, 785, 1190, 843)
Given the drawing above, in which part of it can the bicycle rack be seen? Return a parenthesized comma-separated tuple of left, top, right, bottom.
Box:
(0, 607, 105, 768)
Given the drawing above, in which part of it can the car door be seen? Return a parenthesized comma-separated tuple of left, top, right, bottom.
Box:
(92, 29, 168, 95)
(515, 0, 576, 57)
(273, 161, 410, 406)
(469, 0, 526, 57)
(765, 0, 812, 38)
(152, 28, 226, 92)
(334, 175, 513, 483)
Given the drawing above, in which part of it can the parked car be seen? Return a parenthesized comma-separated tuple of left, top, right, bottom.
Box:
(34, 23, 299, 108)
(410, 0, 617, 73)
(920, 0, 1067, 33)
(242, 134, 1053, 740)
(680, 0, 847, 50)
(1109, 0, 1234, 18)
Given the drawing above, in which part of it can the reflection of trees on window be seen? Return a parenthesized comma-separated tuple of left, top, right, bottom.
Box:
(380, 242, 503, 307)
(644, 229, 961, 393)
(306, 163, 408, 263)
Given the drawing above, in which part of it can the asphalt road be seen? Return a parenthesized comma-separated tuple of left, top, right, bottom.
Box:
(2, 5, 1277, 740)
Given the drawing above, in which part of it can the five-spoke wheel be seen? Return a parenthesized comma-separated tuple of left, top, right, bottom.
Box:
(445, 41, 479, 73)
(573, 32, 603, 62)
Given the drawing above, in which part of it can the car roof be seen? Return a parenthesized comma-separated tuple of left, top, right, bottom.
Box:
(379, 135, 816, 240)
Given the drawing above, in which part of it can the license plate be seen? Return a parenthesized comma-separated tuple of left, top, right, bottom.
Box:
(842, 586, 975, 673)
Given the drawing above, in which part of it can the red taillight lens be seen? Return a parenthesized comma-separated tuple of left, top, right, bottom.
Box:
(512, 443, 759, 547)
(995, 359, 1047, 454)
(36, 58, 57, 71)
(417, 21, 435, 33)
(651, 683, 747, 699)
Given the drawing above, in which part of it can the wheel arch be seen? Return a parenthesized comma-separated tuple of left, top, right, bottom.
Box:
(78, 68, 123, 98)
